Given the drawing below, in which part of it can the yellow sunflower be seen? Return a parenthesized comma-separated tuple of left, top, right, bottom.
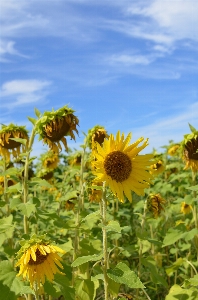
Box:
(181, 202, 192, 215)
(89, 182, 103, 203)
(150, 159, 165, 176)
(92, 131, 154, 202)
(36, 105, 79, 153)
(15, 235, 65, 290)
(181, 124, 198, 172)
(65, 200, 75, 211)
(0, 124, 28, 161)
(147, 193, 166, 218)
(41, 151, 59, 170)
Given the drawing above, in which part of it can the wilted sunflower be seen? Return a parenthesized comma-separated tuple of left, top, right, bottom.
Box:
(15, 235, 65, 290)
(65, 200, 75, 211)
(181, 202, 192, 215)
(147, 193, 166, 218)
(87, 125, 109, 150)
(68, 150, 82, 166)
(150, 160, 165, 176)
(92, 131, 154, 202)
(181, 124, 198, 172)
(36, 105, 79, 153)
(41, 150, 59, 170)
(37, 169, 54, 181)
(168, 144, 180, 156)
(0, 124, 28, 161)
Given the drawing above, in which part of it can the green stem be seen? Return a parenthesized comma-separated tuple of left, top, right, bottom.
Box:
(101, 181, 109, 300)
(23, 127, 36, 234)
(3, 160, 9, 215)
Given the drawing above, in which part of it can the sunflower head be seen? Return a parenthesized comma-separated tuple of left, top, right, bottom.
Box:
(181, 124, 198, 172)
(40, 150, 59, 170)
(181, 202, 192, 215)
(68, 150, 82, 166)
(65, 200, 75, 211)
(87, 125, 109, 150)
(147, 193, 166, 218)
(92, 130, 154, 202)
(0, 124, 28, 161)
(89, 182, 103, 203)
(15, 234, 65, 290)
(35, 105, 79, 153)
(168, 144, 180, 156)
(37, 169, 54, 181)
(150, 159, 165, 176)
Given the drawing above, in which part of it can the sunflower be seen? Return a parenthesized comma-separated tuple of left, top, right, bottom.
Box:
(37, 169, 54, 181)
(36, 105, 79, 153)
(65, 200, 75, 211)
(181, 124, 198, 172)
(15, 235, 65, 290)
(147, 193, 166, 218)
(150, 160, 165, 176)
(181, 202, 192, 215)
(168, 144, 180, 156)
(87, 125, 109, 150)
(0, 124, 28, 161)
(92, 131, 154, 202)
(41, 150, 59, 170)
(89, 182, 103, 203)
(68, 150, 82, 166)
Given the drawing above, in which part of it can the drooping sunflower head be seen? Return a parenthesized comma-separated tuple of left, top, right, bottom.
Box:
(0, 124, 29, 161)
(92, 131, 154, 203)
(35, 105, 79, 153)
(150, 158, 165, 176)
(180, 202, 192, 215)
(37, 168, 54, 181)
(15, 234, 65, 290)
(87, 125, 109, 150)
(167, 144, 180, 156)
(147, 193, 166, 218)
(65, 200, 75, 211)
(40, 150, 59, 170)
(89, 182, 103, 203)
(181, 124, 198, 172)
(68, 150, 82, 166)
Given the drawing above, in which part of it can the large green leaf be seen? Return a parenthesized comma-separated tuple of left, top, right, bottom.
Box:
(105, 221, 122, 233)
(165, 284, 198, 300)
(75, 279, 95, 300)
(162, 228, 186, 247)
(0, 281, 16, 300)
(186, 185, 198, 191)
(72, 253, 103, 267)
(17, 202, 36, 217)
(107, 262, 145, 289)
(0, 260, 34, 296)
(0, 215, 14, 247)
(141, 257, 168, 287)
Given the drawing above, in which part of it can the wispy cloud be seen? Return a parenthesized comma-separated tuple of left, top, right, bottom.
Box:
(131, 102, 198, 153)
(0, 79, 52, 107)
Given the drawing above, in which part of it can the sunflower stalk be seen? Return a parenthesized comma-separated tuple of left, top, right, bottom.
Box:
(101, 181, 109, 300)
(23, 126, 36, 234)
(3, 160, 9, 216)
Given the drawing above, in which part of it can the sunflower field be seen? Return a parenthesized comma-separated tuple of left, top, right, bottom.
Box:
(0, 105, 198, 300)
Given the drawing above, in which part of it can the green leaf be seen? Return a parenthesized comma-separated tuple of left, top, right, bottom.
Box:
(65, 190, 79, 201)
(0, 281, 16, 300)
(186, 185, 198, 191)
(3, 167, 19, 176)
(165, 258, 184, 276)
(82, 210, 101, 222)
(34, 107, 41, 118)
(165, 284, 198, 300)
(106, 221, 122, 233)
(28, 116, 37, 125)
(0, 260, 30, 296)
(162, 228, 186, 247)
(72, 253, 103, 267)
(141, 257, 168, 287)
(10, 198, 21, 210)
(188, 123, 197, 133)
(75, 279, 95, 300)
(0, 215, 14, 247)
(54, 273, 75, 300)
(30, 178, 52, 188)
(17, 202, 36, 217)
(7, 182, 22, 193)
(107, 262, 145, 289)
(9, 138, 27, 146)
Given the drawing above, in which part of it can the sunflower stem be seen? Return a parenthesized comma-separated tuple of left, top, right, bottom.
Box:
(3, 159, 10, 216)
(101, 181, 109, 300)
(23, 126, 36, 234)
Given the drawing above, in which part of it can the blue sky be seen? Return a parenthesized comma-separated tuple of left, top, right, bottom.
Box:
(0, 0, 198, 156)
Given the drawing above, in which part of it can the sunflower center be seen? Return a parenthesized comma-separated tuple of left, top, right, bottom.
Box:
(44, 117, 70, 142)
(28, 249, 48, 266)
(2, 132, 24, 149)
(104, 151, 132, 182)
(93, 131, 106, 145)
(184, 138, 198, 160)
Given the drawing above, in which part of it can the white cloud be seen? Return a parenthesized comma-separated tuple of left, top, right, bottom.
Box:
(131, 102, 198, 153)
(0, 79, 51, 106)
(108, 54, 153, 66)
